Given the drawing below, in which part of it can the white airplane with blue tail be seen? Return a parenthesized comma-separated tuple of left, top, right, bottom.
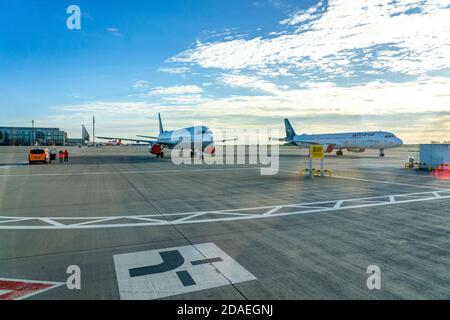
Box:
(272, 119, 403, 157)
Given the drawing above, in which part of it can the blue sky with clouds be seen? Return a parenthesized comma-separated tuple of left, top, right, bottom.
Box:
(1, 0, 449, 142)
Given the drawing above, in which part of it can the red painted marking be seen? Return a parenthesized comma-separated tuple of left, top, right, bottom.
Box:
(0, 280, 55, 300)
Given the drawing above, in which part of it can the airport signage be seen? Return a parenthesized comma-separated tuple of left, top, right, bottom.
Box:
(113, 243, 256, 300)
(310, 145, 325, 159)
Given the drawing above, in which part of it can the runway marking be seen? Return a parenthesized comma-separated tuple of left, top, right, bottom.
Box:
(0, 165, 22, 170)
(0, 278, 64, 300)
(332, 175, 449, 190)
(278, 169, 450, 190)
(0, 189, 449, 230)
(39, 218, 66, 227)
(113, 243, 256, 300)
(0, 167, 260, 178)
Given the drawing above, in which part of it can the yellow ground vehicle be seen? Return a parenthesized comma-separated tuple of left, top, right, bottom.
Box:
(28, 148, 51, 164)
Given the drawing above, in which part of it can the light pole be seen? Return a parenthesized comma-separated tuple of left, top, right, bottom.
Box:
(31, 120, 35, 146)
(93, 116, 95, 146)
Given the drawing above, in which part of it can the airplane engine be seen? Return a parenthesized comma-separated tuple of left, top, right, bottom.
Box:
(347, 148, 366, 153)
(324, 144, 334, 153)
(150, 144, 162, 155)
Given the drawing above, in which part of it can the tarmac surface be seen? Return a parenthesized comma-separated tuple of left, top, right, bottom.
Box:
(0, 145, 449, 300)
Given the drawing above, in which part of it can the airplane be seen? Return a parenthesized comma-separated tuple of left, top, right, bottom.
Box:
(102, 139, 123, 146)
(96, 113, 219, 158)
(271, 119, 403, 157)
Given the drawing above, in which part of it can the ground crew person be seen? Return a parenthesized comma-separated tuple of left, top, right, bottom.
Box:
(58, 150, 64, 164)
(64, 149, 69, 163)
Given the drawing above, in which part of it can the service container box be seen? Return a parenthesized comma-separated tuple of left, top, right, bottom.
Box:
(420, 144, 450, 169)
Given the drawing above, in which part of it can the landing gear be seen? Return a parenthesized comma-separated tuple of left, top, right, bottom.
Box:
(156, 152, 164, 158)
(379, 149, 385, 157)
(190, 149, 205, 160)
(336, 150, 344, 156)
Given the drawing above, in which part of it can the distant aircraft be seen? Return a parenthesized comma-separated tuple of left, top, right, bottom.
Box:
(96, 113, 222, 158)
(102, 139, 123, 146)
(271, 119, 403, 157)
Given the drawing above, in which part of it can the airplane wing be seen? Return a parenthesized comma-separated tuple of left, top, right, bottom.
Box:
(216, 137, 239, 143)
(136, 135, 159, 139)
(291, 140, 325, 145)
(269, 137, 335, 146)
(96, 136, 177, 147)
(269, 137, 286, 142)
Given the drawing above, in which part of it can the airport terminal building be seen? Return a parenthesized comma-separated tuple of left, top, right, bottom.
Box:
(0, 127, 67, 146)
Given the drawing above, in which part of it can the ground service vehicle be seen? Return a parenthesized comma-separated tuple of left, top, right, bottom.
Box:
(28, 148, 51, 164)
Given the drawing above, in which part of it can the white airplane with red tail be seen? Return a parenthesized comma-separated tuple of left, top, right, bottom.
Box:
(97, 113, 223, 158)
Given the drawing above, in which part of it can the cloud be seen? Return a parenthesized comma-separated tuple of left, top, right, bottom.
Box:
(280, 1, 324, 25)
(148, 85, 203, 96)
(106, 27, 122, 36)
(47, 1, 450, 143)
(220, 74, 283, 94)
(53, 76, 450, 123)
(49, 74, 450, 142)
(133, 80, 150, 89)
(171, 0, 450, 76)
(160, 94, 208, 104)
(52, 101, 158, 115)
(201, 76, 450, 117)
(132, 84, 206, 104)
(158, 67, 190, 74)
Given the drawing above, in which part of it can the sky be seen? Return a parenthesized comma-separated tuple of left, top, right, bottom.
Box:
(0, 0, 449, 143)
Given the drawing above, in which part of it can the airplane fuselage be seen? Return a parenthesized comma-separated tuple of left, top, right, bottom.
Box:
(291, 131, 403, 150)
(156, 126, 214, 150)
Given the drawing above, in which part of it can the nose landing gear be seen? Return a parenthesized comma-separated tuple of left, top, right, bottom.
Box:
(336, 150, 344, 156)
(379, 149, 385, 157)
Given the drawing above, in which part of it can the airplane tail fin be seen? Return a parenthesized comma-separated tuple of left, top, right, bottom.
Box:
(158, 113, 164, 133)
(284, 119, 296, 139)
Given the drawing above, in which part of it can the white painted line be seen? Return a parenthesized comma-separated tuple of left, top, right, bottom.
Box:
(290, 205, 332, 209)
(263, 206, 282, 216)
(332, 175, 449, 190)
(0, 165, 22, 170)
(175, 212, 207, 223)
(70, 217, 120, 227)
(278, 169, 449, 190)
(128, 217, 167, 223)
(0, 167, 260, 178)
(333, 201, 344, 209)
(325, 167, 436, 180)
(343, 199, 388, 204)
(0, 218, 31, 224)
(39, 218, 66, 227)
(1, 189, 449, 230)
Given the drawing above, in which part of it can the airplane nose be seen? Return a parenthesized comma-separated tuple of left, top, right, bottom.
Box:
(397, 138, 403, 146)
